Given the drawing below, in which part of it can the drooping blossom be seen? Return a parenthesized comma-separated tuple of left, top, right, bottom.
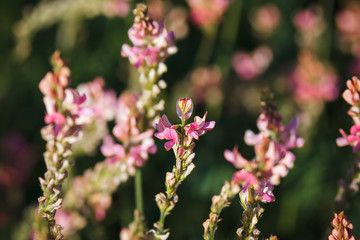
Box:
(121, 4, 177, 70)
(250, 4, 280, 38)
(187, 0, 230, 29)
(232, 46, 273, 80)
(290, 50, 339, 104)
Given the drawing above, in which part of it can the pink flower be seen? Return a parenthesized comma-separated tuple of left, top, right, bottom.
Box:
(293, 9, 318, 32)
(155, 115, 179, 151)
(232, 46, 273, 80)
(185, 112, 216, 140)
(342, 76, 360, 107)
(337, 125, 360, 152)
(224, 147, 250, 169)
(101, 135, 125, 164)
(250, 4, 280, 37)
(187, 0, 229, 29)
(290, 50, 339, 104)
(279, 118, 305, 149)
(176, 97, 193, 121)
(121, 4, 177, 69)
(232, 169, 258, 188)
(255, 180, 275, 203)
(155, 127, 179, 151)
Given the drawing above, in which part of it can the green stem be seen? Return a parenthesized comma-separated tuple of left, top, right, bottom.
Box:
(135, 168, 144, 215)
(193, 26, 218, 66)
(214, 0, 242, 77)
(320, 0, 334, 60)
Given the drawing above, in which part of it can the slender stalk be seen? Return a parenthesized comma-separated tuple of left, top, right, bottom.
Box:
(135, 168, 144, 215)
(194, 26, 218, 66)
(320, 0, 334, 60)
(215, 0, 242, 76)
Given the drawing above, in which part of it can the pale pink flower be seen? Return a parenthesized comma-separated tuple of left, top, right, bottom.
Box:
(337, 125, 360, 152)
(250, 4, 280, 37)
(232, 46, 273, 80)
(224, 147, 250, 169)
(101, 135, 125, 164)
(293, 9, 318, 32)
(336, 2, 360, 56)
(103, 0, 130, 17)
(185, 112, 216, 140)
(187, 0, 229, 29)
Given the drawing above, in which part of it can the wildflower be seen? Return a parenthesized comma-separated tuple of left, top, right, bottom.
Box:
(328, 212, 356, 240)
(185, 112, 215, 140)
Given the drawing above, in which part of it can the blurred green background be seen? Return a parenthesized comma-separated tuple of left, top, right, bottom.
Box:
(1, 0, 359, 239)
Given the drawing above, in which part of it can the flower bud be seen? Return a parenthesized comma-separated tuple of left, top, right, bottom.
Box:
(176, 97, 193, 121)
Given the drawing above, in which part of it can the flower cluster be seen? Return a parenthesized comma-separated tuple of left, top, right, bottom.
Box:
(37, 51, 89, 240)
(186, 0, 230, 30)
(205, 90, 303, 239)
(152, 97, 215, 239)
(335, 76, 360, 211)
(337, 76, 360, 152)
(60, 91, 157, 231)
(290, 50, 338, 104)
(328, 212, 356, 240)
(102, 92, 157, 173)
(121, 4, 177, 70)
(122, 4, 177, 121)
(73, 77, 117, 155)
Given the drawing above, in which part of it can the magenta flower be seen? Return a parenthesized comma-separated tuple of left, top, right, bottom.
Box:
(185, 112, 216, 140)
(255, 180, 275, 203)
(155, 115, 179, 151)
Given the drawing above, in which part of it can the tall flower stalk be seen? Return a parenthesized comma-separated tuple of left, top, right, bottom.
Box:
(37, 51, 89, 240)
(203, 90, 304, 239)
(151, 97, 215, 239)
(335, 76, 360, 211)
(120, 4, 177, 239)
